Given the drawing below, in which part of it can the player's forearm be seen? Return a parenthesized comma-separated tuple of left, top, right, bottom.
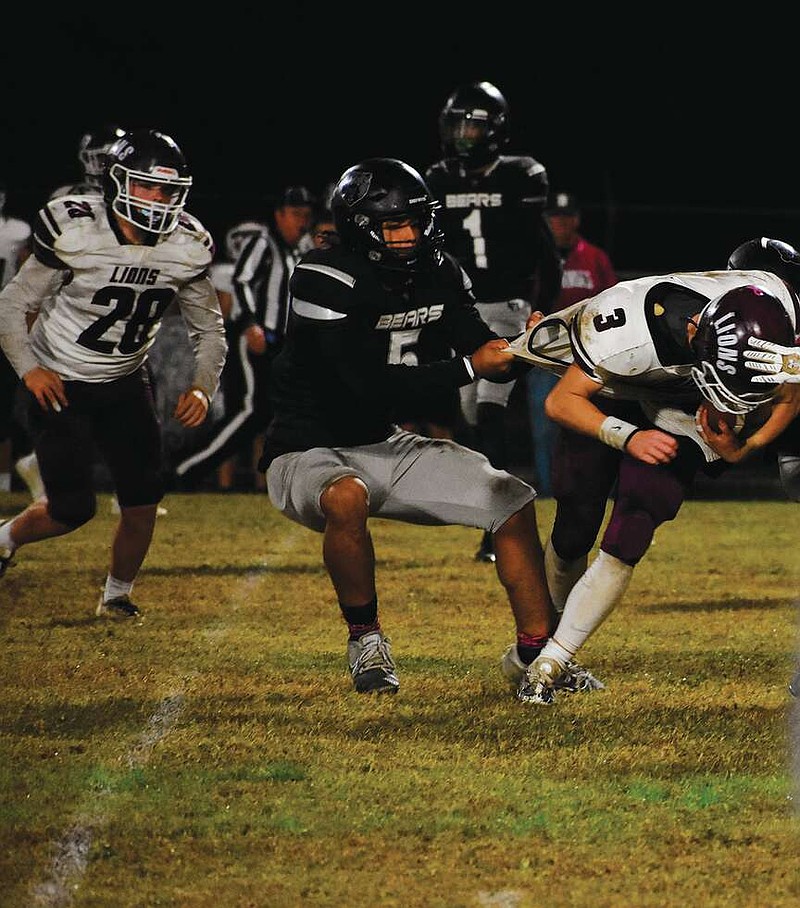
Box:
(0, 258, 57, 377)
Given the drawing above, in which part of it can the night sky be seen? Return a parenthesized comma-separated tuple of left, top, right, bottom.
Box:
(5, 12, 798, 274)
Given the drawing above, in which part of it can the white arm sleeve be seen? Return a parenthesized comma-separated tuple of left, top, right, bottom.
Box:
(175, 275, 228, 401)
(0, 255, 64, 377)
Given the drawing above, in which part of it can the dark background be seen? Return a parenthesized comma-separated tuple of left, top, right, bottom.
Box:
(4, 12, 799, 275)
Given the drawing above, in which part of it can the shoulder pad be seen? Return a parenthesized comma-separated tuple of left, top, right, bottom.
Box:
(164, 213, 214, 270)
(33, 195, 104, 262)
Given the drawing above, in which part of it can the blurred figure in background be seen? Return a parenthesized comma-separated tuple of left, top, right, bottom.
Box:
(50, 124, 127, 199)
(0, 180, 43, 501)
(525, 191, 618, 495)
(174, 186, 314, 491)
(425, 80, 561, 561)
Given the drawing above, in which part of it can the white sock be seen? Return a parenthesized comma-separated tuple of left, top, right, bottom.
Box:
(15, 453, 46, 501)
(104, 575, 134, 602)
(0, 472, 10, 491)
(544, 537, 588, 614)
(0, 519, 16, 550)
(542, 550, 634, 661)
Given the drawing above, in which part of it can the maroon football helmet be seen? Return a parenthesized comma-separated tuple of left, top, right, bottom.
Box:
(691, 284, 795, 413)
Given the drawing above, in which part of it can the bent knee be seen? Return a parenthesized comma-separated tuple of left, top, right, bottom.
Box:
(320, 475, 369, 522)
(48, 489, 96, 528)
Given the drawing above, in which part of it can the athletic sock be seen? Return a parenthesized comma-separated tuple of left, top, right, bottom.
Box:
(104, 575, 134, 602)
(542, 549, 633, 661)
(340, 597, 380, 640)
(544, 537, 588, 614)
(516, 632, 549, 665)
(0, 519, 16, 551)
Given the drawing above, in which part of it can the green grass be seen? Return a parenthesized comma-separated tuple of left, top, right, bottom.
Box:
(1, 492, 799, 907)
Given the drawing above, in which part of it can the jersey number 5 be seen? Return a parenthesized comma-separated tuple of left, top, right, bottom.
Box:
(77, 286, 175, 355)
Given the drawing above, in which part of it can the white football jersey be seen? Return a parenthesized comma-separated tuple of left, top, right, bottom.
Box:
(25, 194, 216, 382)
(0, 215, 31, 289)
(512, 269, 799, 405)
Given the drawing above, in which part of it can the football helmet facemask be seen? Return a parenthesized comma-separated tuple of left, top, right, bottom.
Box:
(78, 124, 126, 186)
(104, 129, 192, 234)
(438, 80, 509, 171)
(330, 158, 444, 272)
(727, 236, 800, 295)
(691, 284, 795, 414)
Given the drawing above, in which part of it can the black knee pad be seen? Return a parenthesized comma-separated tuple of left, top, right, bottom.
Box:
(602, 463, 685, 565)
(48, 488, 97, 528)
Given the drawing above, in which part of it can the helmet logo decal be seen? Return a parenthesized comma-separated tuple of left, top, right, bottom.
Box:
(340, 171, 373, 206)
(708, 310, 740, 376)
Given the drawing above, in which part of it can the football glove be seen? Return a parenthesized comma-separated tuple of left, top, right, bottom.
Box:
(743, 336, 800, 383)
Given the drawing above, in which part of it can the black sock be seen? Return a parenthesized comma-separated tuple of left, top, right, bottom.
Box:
(516, 632, 549, 665)
(340, 597, 379, 640)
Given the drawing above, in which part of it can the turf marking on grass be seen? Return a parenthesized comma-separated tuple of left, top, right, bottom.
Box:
(477, 890, 524, 907)
(29, 691, 185, 907)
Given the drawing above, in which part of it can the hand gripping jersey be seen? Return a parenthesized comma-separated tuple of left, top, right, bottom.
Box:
(425, 155, 554, 304)
(264, 243, 495, 459)
(0, 194, 226, 395)
(509, 269, 800, 457)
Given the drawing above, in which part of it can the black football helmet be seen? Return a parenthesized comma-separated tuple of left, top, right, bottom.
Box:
(691, 284, 795, 414)
(727, 237, 800, 294)
(330, 158, 444, 272)
(438, 80, 509, 171)
(103, 129, 192, 234)
(78, 124, 126, 187)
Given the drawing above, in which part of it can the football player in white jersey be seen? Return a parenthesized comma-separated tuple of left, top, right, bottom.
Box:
(49, 124, 127, 200)
(504, 264, 800, 703)
(0, 181, 45, 502)
(0, 129, 227, 618)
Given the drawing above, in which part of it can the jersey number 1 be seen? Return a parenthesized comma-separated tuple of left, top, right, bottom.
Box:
(462, 210, 487, 270)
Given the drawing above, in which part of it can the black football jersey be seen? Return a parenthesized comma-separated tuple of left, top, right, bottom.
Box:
(425, 154, 560, 305)
(263, 245, 496, 459)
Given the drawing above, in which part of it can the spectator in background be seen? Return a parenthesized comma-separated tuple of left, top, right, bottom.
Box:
(426, 80, 562, 562)
(0, 181, 42, 501)
(525, 191, 618, 496)
(174, 186, 314, 491)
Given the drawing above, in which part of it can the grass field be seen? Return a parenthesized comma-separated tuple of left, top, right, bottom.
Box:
(1, 491, 799, 907)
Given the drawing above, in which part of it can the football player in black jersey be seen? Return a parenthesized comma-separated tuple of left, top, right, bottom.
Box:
(425, 81, 562, 562)
(261, 157, 602, 700)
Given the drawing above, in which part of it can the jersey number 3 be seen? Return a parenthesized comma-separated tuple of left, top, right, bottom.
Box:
(77, 286, 175, 355)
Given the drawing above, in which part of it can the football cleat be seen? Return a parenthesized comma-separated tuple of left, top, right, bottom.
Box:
(96, 593, 142, 620)
(516, 655, 566, 705)
(474, 530, 496, 563)
(501, 644, 605, 695)
(347, 631, 400, 694)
